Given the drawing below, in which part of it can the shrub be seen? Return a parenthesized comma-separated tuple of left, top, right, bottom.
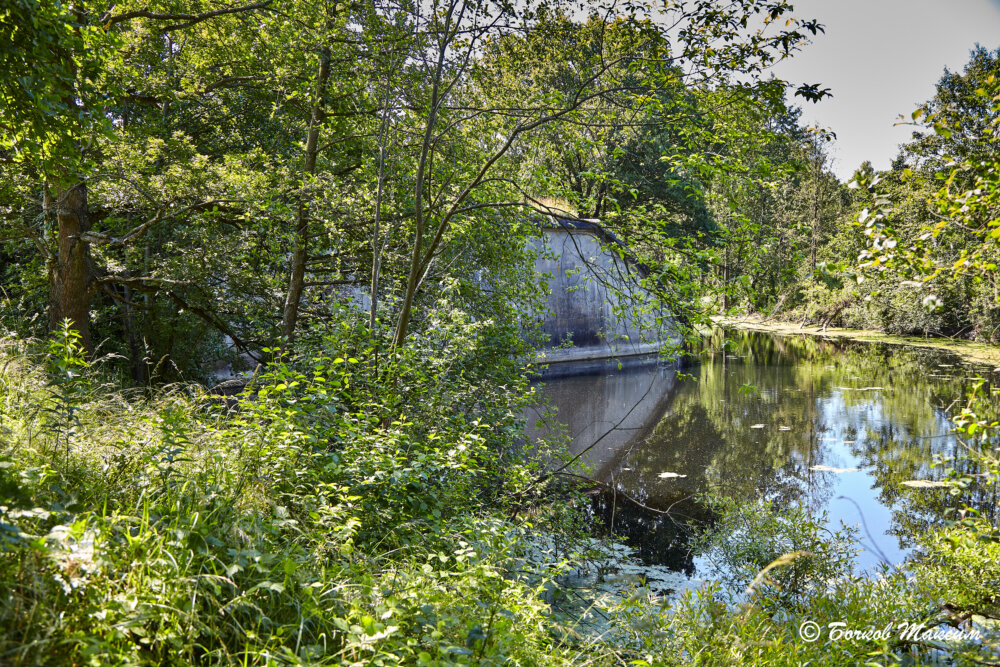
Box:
(0, 317, 602, 665)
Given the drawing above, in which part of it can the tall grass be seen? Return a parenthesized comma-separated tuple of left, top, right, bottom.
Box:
(0, 322, 607, 665)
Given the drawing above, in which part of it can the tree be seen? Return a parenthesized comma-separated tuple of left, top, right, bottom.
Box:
(857, 53, 1000, 314)
(1, 0, 281, 359)
(374, 0, 826, 348)
(1, 0, 118, 351)
(2, 1, 378, 374)
(3, 0, 828, 377)
(906, 45, 1000, 170)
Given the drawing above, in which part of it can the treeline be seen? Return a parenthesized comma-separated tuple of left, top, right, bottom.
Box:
(0, 1, 848, 664)
(1, 0, 830, 378)
(3, 3, 1000, 665)
(734, 46, 1000, 340)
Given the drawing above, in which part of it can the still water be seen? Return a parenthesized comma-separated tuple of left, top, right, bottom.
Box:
(528, 329, 998, 581)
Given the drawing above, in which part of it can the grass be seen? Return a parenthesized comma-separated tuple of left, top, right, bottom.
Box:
(0, 325, 616, 665)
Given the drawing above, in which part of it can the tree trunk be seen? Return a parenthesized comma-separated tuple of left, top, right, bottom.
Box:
(369, 84, 395, 332)
(811, 187, 818, 274)
(391, 82, 436, 350)
(49, 181, 94, 352)
(119, 281, 147, 383)
(281, 47, 331, 343)
(722, 243, 730, 311)
(391, 222, 422, 350)
(391, 1, 460, 350)
(369, 141, 387, 331)
(810, 152, 823, 275)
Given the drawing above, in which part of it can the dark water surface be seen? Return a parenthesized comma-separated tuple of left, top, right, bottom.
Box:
(527, 330, 999, 578)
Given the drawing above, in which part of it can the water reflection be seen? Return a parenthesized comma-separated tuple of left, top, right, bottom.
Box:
(524, 359, 682, 477)
(532, 330, 998, 575)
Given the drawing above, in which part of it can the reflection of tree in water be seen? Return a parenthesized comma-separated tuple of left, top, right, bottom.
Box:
(857, 424, 1000, 545)
(579, 329, 1000, 570)
(849, 421, 961, 547)
(587, 492, 708, 573)
(598, 396, 839, 567)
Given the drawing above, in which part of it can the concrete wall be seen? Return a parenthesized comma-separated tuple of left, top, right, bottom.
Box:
(530, 223, 675, 367)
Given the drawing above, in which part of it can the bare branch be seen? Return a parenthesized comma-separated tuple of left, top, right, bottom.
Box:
(105, 1, 273, 31)
(96, 276, 195, 287)
(80, 200, 242, 247)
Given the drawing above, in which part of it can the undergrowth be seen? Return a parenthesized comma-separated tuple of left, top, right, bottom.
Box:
(0, 319, 607, 665)
(4, 319, 1000, 665)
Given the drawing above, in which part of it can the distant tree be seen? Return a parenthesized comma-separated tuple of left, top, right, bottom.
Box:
(855, 51, 1000, 336)
(905, 45, 1000, 170)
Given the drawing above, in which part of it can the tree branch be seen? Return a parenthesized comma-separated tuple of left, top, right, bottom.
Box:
(80, 200, 242, 247)
(105, 1, 273, 31)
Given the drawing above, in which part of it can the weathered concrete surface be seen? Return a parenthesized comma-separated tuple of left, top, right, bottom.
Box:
(530, 220, 678, 369)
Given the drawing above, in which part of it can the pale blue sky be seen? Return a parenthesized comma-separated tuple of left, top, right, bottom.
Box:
(771, 0, 1000, 180)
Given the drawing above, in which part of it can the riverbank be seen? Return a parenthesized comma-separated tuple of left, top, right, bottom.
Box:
(714, 315, 1000, 369)
(0, 330, 608, 665)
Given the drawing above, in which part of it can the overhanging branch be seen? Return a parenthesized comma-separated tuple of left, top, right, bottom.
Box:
(80, 200, 242, 247)
(105, 1, 273, 31)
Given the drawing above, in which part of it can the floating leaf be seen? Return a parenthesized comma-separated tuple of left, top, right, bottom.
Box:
(834, 386, 884, 391)
(901, 480, 950, 489)
(657, 472, 687, 479)
(810, 464, 858, 474)
(778, 425, 791, 431)
(750, 424, 765, 429)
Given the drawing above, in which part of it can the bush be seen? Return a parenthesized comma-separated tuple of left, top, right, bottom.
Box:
(0, 316, 605, 665)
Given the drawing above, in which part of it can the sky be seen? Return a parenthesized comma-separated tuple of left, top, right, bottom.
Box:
(770, 0, 1000, 181)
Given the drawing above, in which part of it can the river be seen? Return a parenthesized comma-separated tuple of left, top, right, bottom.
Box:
(527, 329, 1000, 590)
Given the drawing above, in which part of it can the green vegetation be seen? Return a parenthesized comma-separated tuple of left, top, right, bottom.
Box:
(7, 322, 1000, 664)
(0, 318, 598, 665)
(725, 47, 1000, 341)
(3, 0, 1000, 664)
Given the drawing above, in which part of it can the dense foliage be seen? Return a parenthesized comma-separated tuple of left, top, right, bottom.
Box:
(4, 0, 1000, 665)
(0, 318, 597, 664)
(1, 0, 828, 371)
(738, 47, 1000, 340)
